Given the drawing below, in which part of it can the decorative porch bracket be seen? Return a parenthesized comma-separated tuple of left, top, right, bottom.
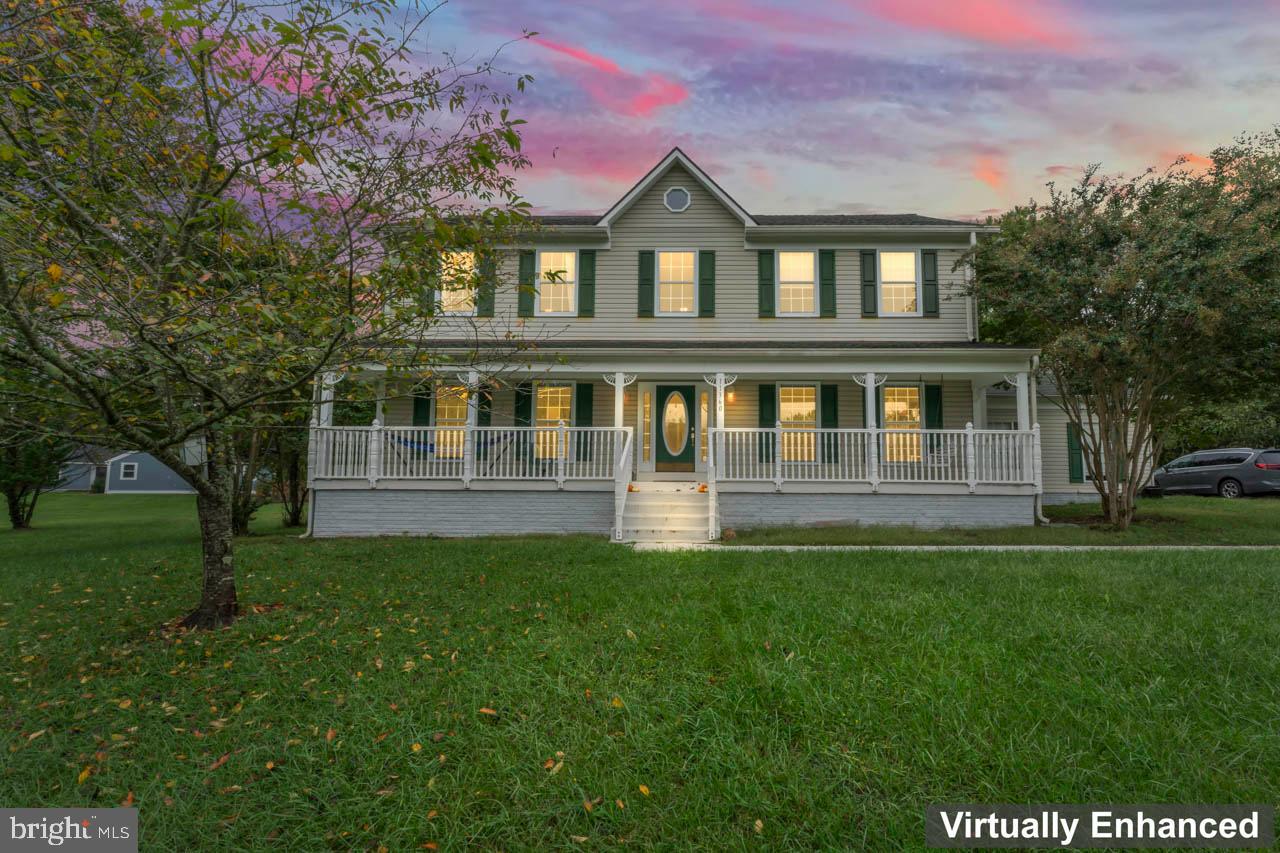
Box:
(603, 372, 637, 430)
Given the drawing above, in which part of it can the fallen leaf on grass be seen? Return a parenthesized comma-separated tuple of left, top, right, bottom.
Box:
(430, 732, 445, 743)
(615, 799, 625, 809)
(610, 696, 624, 709)
(325, 728, 336, 742)
(27, 730, 46, 742)
(583, 796, 603, 812)
(208, 753, 231, 771)
(118, 699, 132, 710)
(638, 784, 650, 796)
(411, 743, 422, 753)
(754, 819, 764, 834)
(121, 791, 134, 807)
(77, 766, 93, 784)
(570, 836, 588, 844)
(478, 707, 498, 717)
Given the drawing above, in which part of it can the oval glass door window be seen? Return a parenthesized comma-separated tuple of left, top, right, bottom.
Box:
(662, 393, 689, 455)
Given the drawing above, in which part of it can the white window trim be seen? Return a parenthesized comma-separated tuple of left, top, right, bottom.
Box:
(654, 248, 699, 317)
(774, 249, 820, 318)
(878, 382, 925, 430)
(535, 249, 580, 317)
(777, 382, 820, 465)
(878, 248, 923, 318)
(663, 186, 692, 213)
(120, 462, 138, 481)
(534, 380, 576, 425)
(438, 250, 478, 317)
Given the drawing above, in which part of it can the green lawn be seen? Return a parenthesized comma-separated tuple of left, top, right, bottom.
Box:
(3, 495, 1280, 849)
(726, 495, 1280, 546)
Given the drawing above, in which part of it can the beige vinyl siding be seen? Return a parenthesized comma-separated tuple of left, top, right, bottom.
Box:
(989, 394, 1097, 497)
(722, 379, 971, 430)
(382, 381, 613, 428)
(427, 163, 974, 344)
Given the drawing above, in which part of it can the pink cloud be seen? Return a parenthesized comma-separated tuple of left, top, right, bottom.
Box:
(1044, 164, 1083, 177)
(972, 153, 1008, 191)
(531, 37, 689, 117)
(859, 0, 1086, 53)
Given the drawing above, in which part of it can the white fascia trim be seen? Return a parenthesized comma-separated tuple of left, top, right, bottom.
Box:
(598, 149, 755, 228)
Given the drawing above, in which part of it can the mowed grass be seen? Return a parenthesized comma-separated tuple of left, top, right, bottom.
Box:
(728, 495, 1280, 546)
(2, 495, 1279, 849)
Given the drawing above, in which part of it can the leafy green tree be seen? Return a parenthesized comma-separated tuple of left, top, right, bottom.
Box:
(0, 0, 530, 625)
(972, 139, 1280, 527)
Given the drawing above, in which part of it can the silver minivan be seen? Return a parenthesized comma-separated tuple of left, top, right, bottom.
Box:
(1152, 448, 1280, 498)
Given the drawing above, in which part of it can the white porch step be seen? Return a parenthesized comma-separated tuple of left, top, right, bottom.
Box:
(620, 482, 711, 543)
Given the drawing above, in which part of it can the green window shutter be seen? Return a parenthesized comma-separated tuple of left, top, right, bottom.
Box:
(514, 381, 533, 462)
(820, 383, 839, 463)
(517, 250, 535, 318)
(514, 382, 533, 426)
(921, 250, 939, 318)
(574, 382, 594, 460)
(476, 255, 496, 317)
(757, 383, 776, 463)
(637, 250, 655, 317)
(412, 386, 432, 426)
(860, 250, 878, 317)
(698, 250, 716, 317)
(757, 250, 775, 318)
(924, 384, 944, 429)
(818, 249, 836, 318)
(577, 250, 596, 317)
(475, 384, 492, 460)
(1067, 424, 1085, 483)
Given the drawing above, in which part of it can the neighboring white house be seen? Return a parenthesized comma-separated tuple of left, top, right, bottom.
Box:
(306, 149, 1096, 542)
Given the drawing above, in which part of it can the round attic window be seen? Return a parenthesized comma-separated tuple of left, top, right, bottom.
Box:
(663, 186, 691, 213)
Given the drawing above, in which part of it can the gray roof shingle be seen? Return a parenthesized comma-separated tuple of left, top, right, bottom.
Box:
(530, 213, 980, 227)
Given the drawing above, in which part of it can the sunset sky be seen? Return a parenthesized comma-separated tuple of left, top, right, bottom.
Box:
(433, 0, 1280, 221)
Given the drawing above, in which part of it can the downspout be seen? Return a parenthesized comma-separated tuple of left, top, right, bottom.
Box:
(968, 230, 979, 342)
(1030, 354, 1050, 524)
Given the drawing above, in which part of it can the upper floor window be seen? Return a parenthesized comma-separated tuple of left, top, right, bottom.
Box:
(439, 250, 476, 315)
(537, 250, 577, 315)
(657, 250, 696, 315)
(777, 251, 817, 316)
(879, 251, 920, 316)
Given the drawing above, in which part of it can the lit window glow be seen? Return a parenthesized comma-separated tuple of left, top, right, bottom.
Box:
(882, 385, 922, 462)
(658, 250, 695, 314)
(778, 251, 816, 315)
(538, 251, 577, 314)
(535, 384, 572, 457)
(779, 385, 816, 462)
(434, 385, 469, 458)
(880, 251, 918, 315)
(439, 251, 476, 315)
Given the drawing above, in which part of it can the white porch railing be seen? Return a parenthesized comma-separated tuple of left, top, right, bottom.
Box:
(312, 425, 632, 488)
(709, 424, 1040, 491)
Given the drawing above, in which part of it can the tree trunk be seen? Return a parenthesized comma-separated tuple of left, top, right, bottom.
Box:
(182, 456, 238, 628)
(281, 448, 306, 527)
(5, 487, 30, 530)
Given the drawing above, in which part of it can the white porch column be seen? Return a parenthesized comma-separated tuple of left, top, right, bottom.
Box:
(863, 372, 877, 428)
(715, 372, 726, 428)
(316, 371, 337, 426)
(374, 377, 386, 425)
(971, 383, 988, 430)
(463, 370, 479, 487)
(1014, 371, 1031, 430)
(613, 371, 625, 428)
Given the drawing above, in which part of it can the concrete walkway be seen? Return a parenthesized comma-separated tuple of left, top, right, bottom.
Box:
(632, 542, 1280, 552)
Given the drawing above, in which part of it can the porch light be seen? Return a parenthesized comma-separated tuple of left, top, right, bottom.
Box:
(726, 390, 736, 402)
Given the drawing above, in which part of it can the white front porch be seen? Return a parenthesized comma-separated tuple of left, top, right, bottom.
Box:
(308, 353, 1044, 540)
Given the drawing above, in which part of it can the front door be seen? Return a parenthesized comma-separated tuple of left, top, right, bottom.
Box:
(654, 385, 696, 472)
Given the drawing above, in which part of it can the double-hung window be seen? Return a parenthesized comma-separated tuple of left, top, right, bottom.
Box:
(882, 385, 922, 462)
(434, 386, 469, 458)
(657, 250, 696, 315)
(777, 251, 817, 316)
(879, 251, 920, 315)
(120, 462, 138, 481)
(779, 384, 817, 462)
(537, 251, 577, 315)
(535, 384, 572, 458)
(439, 250, 476, 315)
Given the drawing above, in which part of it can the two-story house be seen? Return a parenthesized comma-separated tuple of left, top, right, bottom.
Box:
(306, 149, 1091, 542)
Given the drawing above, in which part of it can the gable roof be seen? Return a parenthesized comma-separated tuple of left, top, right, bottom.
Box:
(532, 149, 986, 231)
(596, 148, 756, 228)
